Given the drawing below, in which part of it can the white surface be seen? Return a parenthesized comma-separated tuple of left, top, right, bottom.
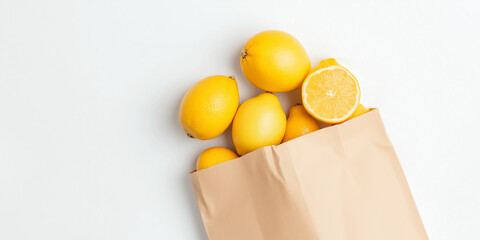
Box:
(1, 0, 479, 239)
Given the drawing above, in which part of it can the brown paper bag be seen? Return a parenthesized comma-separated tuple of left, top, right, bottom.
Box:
(190, 109, 428, 240)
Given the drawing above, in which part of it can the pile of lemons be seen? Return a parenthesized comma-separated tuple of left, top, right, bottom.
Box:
(179, 30, 370, 171)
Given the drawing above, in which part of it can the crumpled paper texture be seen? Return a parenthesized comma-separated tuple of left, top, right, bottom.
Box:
(190, 109, 428, 240)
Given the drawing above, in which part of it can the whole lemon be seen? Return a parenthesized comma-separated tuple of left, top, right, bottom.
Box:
(347, 104, 370, 120)
(196, 147, 238, 171)
(240, 30, 311, 92)
(179, 75, 239, 140)
(232, 92, 286, 155)
(282, 104, 321, 143)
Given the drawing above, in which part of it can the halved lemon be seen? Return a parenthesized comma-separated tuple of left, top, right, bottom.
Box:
(301, 58, 360, 124)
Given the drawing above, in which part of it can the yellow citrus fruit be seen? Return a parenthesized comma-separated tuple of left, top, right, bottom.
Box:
(196, 147, 238, 171)
(348, 104, 370, 120)
(302, 58, 360, 124)
(240, 30, 311, 92)
(232, 92, 286, 155)
(179, 75, 239, 140)
(282, 104, 321, 143)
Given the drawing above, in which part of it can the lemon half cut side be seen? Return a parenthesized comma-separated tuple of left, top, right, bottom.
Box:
(301, 58, 360, 124)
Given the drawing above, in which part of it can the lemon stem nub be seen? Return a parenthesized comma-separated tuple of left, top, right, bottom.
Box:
(241, 49, 247, 59)
(187, 134, 194, 138)
(228, 75, 235, 80)
(295, 103, 302, 106)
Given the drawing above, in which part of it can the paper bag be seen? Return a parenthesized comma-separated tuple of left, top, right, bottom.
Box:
(190, 109, 428, 240)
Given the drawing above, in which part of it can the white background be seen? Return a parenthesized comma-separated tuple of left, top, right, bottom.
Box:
(1, 0, 479, 239)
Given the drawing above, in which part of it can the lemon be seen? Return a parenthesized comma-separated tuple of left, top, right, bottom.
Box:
(179, 75, 239, 140)
(196, 147, 238, 171)
(302, 58, 360, 124)
(240, 30, 311, 92)
(348, 104, 370, 120)
(232, 92, 286, 155)
(282, 104, 321, 143)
